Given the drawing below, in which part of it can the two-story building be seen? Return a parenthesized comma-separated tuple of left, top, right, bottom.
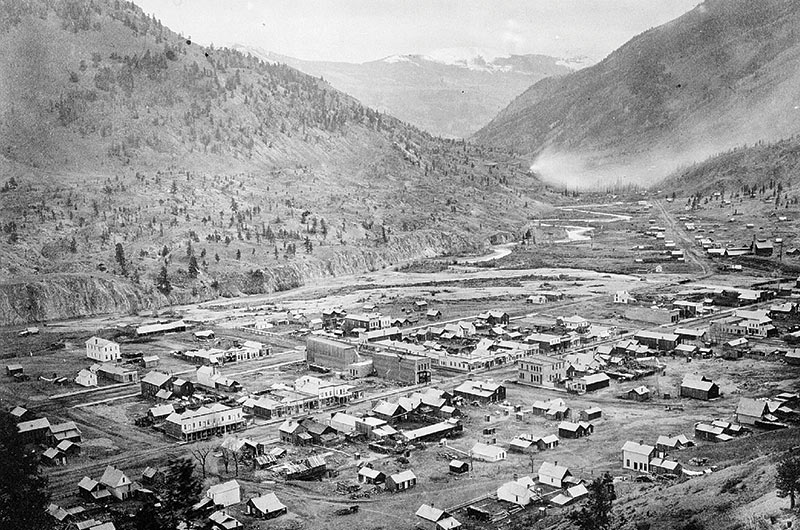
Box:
(85, 337, 121, 363)
(621, 441, 655, 472)
(518, 355, 567, 388)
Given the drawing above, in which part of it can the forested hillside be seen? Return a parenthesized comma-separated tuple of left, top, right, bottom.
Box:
(0, 0, 550, 324)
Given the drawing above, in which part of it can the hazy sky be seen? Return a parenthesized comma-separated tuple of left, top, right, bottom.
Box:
(135, 0, 701, 63)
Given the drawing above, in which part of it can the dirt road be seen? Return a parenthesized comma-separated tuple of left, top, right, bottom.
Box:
(653, 199, 711, 276)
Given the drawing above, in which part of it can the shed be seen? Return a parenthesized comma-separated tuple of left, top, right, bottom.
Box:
(358, 466, 386, 484)
(449, 459, 470, 474)
(626, 386, 651, 401)
(580, 407, 602, 421)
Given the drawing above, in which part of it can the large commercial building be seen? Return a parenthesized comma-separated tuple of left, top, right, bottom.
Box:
(164, 403, 244, 441)
(372, 351, 431, 384)
(305, 336, 362, 371)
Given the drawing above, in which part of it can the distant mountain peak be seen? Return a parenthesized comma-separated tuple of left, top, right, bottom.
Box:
(228, 43, 574, 137)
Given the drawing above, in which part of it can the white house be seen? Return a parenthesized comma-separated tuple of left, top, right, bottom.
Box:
(206, 479, 241, 507)
(329, 412, 359, 434)
(621, 441, 655, 472)
(537, 461, 571, 488)
(99, 465, 134, 500)
(85, 337, 120, 362)
(470, 443, 506, 462)
(613, 291, 634, 304)
(75, 369, 98, 387)
(497, 479, 535, 506)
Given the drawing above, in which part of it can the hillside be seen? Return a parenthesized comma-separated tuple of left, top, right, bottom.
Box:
(230, 45, 574, 139)
(0, 0, 551, 325)
(473, 0, 800, 189)
(662, 137, 800, 196)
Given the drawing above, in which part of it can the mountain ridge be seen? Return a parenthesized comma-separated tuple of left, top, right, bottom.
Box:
(473, 0, 800, 189)
(231, 44, 575, 138)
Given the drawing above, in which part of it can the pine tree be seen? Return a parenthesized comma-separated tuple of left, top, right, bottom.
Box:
(115, 243, 126, 274)
(188, 256, 199, 278)
(776, 450, 800, 510)
(568, 472, 616, 530)
(156, 265, 171, 295)
(0, 413, 52, 530)
(151, 458, 202, 530)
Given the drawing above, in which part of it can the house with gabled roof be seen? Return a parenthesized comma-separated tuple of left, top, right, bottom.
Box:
(497, 479, 535, 506)
(208, 510, 242, 530)
(17, 417, 51, 444)
(626, 386, 651, 401)
(736, 397, 770, 426)
(386, 469, 417, 492)
(329, 412, 359, 434)
(48, 421, 82, 445)
(100, 465, 134, 500)
(246, 492, 287, 519)
(680, 376, 720, 400)
(56, 439, 80, 456)
(148, 403, 175, 422)
(538, 462, 571, 488)
(140, 371, 174, 399)
(78, 476, 111, 502)
(206, 480, 241, 507)
(558, 421, 588, 439)
(453, 380, 505, 403)
(372, 400, 409, 424)
(655, 434, 694, 454)
(470, 442, 506, 462)
(649, 457, 682, 476)
(416, 503, 451, 529)
(551, 484, 589, 506)
(299, 418, 337, 444)
(75, 369, 98, 387)
(358, 465, 386, 484)
(539, 434, 559, 450)
(278, 419, 310, 445)
(42, 447, 66, 466)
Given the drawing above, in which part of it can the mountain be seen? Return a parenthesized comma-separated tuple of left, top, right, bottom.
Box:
(0, 0, 550, 325)
(662, 137, 800, 196)
(231, 45, 575, 139)
(473, 0, 800, 189)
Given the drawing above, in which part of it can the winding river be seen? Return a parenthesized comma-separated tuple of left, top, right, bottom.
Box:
(538, 207, 632, 243)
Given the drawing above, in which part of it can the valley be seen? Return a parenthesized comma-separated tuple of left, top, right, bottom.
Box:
(2, 1, 800, 530)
